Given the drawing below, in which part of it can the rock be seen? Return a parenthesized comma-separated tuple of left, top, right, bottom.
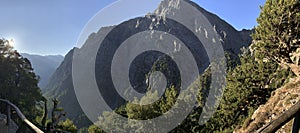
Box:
(236, 77, 300, 132)
(44, 0, 253, 128)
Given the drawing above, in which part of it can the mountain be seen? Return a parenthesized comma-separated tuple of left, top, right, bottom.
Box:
(44, 0, 253, 128)
(43, 48, 92, 127)
(21, 53, 64, 90)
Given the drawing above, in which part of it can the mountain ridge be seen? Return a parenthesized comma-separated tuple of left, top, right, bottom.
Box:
(21, 53, 64, 90)
(44, 0, 253, 128)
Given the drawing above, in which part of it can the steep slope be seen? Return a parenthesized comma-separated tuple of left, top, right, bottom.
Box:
(236, 77, 300, 132)
(156, 0, 252, 54)
(21, 53, 64, 90)
(43, 48, 92, 128)
(44, 0, 253, 128)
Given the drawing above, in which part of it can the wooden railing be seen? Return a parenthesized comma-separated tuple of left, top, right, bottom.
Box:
(0, 99, 298, 133)
(256, 101, 300, 133)
(0, 99, 44, 133)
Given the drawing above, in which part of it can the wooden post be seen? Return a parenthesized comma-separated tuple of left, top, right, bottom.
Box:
(292, 110, 300, 133)
(0, 99, 44, 133)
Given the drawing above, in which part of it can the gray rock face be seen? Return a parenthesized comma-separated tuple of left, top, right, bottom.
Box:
(44, 0, 253, 127)
(155, 0, 252, 54)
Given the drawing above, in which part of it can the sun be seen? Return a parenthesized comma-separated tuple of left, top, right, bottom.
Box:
(8, 39, 15, 47)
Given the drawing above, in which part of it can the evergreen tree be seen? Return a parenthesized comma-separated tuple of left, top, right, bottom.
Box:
(200, 50, 293, 132)
(41, 98, 78, 132)
(252, 0, 300, 74)
(57, 119, 77, 133)
(0, 38, 43, 120)
(88, 125, 105, 133)
(200, 0, 300, 131)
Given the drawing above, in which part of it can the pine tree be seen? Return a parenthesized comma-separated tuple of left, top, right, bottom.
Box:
(0, 38, 43, 120)
(57, 119, 77, 133)
(252, 0, 300, 74)
(200, 49, 293, 132)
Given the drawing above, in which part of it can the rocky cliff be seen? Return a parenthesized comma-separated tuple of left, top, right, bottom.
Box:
(44, 0, 253, 128)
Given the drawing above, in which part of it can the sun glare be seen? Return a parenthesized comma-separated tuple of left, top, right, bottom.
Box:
(8, 39, 15, 46)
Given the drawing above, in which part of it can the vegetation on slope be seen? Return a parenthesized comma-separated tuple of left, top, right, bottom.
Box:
(87, 0, 299, 132)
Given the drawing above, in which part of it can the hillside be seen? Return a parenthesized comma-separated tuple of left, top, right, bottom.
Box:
(44, 48, 93, 127)
(236, 77, 300, 132)
(21, 53, 64, 90)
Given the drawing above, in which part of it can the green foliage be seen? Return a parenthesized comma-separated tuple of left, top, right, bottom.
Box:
(88, 125, 104, 133)
(171, 68, 212, 133)
(88, 81, 210, 132)
(125, 87, 178, 120)
(78, 127, 89, 133)
(87, 87, 179, 132)
(91, 111, 127, 132)
(0, 38, 43, 120)
(83, 1, 300, 129)
(252, 0, 300, 64)
(38, 98, 77, 132)
(199, 0, 300, 131)
(86, 51, 292, 132)
(200, 50, 293, 132)
(57, 119, 78, 133)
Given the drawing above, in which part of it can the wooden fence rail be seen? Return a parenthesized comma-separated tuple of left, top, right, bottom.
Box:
(0, 99, 43, 133)
(256, 101, 300, 133)
(0, 99, 299, 133)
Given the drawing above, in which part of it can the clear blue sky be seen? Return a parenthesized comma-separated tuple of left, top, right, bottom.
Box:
(0, 0, 265, 55)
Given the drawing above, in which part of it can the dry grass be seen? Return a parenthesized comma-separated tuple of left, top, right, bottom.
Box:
(235, 77, 300, 133)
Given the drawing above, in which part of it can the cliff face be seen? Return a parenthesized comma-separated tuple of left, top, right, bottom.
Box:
(44, 0, 252, 127)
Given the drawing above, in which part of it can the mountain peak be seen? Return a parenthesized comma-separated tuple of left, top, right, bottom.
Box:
(43, 1, 253, 128)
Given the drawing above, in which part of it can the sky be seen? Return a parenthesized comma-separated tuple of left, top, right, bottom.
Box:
(0, 0, 265, 56)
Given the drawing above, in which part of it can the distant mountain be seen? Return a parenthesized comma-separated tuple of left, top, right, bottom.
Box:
(43, 0, 253, 128)
(21, 53, 64, 90)
(43, 48, 92, 127)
